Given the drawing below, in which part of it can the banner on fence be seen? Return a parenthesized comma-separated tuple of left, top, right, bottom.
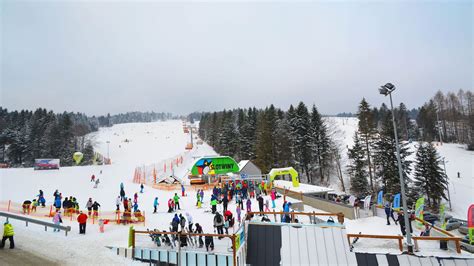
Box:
(393, 193, 400, 211)
(439, 203, 446, 230)
(377, 191, 383, 207)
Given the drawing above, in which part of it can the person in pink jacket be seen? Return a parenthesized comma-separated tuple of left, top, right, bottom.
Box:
(52, 211, 63, 232)
(270, 189, 276, 209)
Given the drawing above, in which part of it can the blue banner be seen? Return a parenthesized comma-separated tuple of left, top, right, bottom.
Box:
(393, 193, 401, 210)
(377, 191, 383, 207)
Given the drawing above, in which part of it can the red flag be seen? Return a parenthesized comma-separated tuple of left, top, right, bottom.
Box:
(468, 204, 474, 228)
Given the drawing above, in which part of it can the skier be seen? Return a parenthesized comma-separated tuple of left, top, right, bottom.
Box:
(140, 183, 144, 193)
(0, 221, 14, 249)
(173, 193, 180, 210)
(86, 198, 93, 216)
(94, 178, 100, 188)
(90, 174, 95, 182)
(181, 184, 185, 197)
(257, 195, 264, 214)
(246, 198, 252, 212)
(153, 197, 159, 213)
(77, 211, 88, 234)
(92, 201, 101, 217)
(116, 196, 121, 211)
(52, 210, 63, 232)
(196, 190, 201, 206)
(213, 212, 224, 238)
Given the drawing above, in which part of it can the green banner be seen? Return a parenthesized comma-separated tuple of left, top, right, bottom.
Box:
(415, 197, 425, 229)
(439, 204, 446, 230)
(191, 156, 239, 176)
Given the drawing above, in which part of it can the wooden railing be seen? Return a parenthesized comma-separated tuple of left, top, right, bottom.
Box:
(412, 236, 462, 253)
(346, 233, 404, 252)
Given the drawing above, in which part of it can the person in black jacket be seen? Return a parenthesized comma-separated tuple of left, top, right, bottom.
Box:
(92, 201, 101, 217)
(194, 223, 204, 248)
(205, 235, 214, 252)
(222, 194, 229, 212)
(257, 195, 264, 214)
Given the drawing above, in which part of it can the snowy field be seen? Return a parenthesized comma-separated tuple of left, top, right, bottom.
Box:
(0, 118, 472, 264)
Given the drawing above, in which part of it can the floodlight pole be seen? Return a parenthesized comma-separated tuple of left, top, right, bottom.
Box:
(382, 84, 413, 253)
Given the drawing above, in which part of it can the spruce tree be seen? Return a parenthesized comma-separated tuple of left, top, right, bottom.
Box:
(309, 105, 330, 183)
(290, 102, 311, 182)
(413, 142, 448, 208)
(357, 98, 376, 192)
(347, 132, 369, 197)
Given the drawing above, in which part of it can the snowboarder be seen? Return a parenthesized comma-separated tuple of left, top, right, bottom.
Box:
(0, 221, 14, 249)
(140, 183, 144, 193)
(153, 197, 159, 213)
(173, 193, 180, 210)
(77, 211, 88, 234)
(52, 211, 63, 232)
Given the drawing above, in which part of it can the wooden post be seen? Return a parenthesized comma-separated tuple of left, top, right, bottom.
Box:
(232, 234, 237, 266)
(7, 200, 11, 212)
(347, 235, 351, 246)
(399, 238, 403, 252)
(455, 239, 461, 253)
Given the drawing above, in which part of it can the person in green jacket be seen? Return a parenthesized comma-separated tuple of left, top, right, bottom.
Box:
(173, 193, 181, 211)
(1, 221, 14, 249)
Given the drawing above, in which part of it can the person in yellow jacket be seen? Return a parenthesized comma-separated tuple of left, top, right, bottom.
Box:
(1, 221, 14, 249)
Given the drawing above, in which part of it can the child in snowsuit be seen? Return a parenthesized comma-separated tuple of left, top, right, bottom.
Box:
(53, 211, 63, 232)
(246, 199, 252, 212)
(153, 197, 159, 213)
(264, 199, 270, 212)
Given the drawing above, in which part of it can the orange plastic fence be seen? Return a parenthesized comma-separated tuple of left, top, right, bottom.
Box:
(0, 200, 145, 226)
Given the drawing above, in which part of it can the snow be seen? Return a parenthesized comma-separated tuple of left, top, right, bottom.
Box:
(0, 118, 472, 263)
(273, 180, 334, 194)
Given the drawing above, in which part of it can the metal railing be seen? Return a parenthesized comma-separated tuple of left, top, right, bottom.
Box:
(0, 211, 71, 236)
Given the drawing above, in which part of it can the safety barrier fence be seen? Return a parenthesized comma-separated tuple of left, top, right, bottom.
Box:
(244, 211, 345, 226)
(0, 211, 71, 236)
(0, 200, 145, 226)
(133, 151, 189, 185)
(347, 233, 404, 252)
(132, 230, 239, 266)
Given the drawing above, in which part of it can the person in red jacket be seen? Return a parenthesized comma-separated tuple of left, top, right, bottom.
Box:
(77, 211, 88, 234)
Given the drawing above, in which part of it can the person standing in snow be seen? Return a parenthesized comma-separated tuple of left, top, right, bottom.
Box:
(213, 212, 224, 238)
(235, 192, 243, 210)
(181, 184, 185, 197)
(92, 201, 101, 217)
(171, 214, 180, 232)
(264, 199, 270, 212)
(185, 212, 193, 232)
(384, 201, 397, 225)
(90, 174, 95, 182)
(133, 202, 139, 213)
(54, 196, 62, 212)
(37, 190, 46, 207)
(270, 189, 276, 209)
(257, 195, 264, 214)
(77, 211, 88, 234)
(173, 193, 180, 210)
(194, 223, 204, 248)
(179, 214, 186, 231)
(140, 183, 144, 193)
(222, 192, 229, 212)
(0, 221, 14, 249)
(120, 188, 126, 201)
(210, 195, 217, 214)
(123, 198, 129, 211)
(86, 198, 93, 216)
(236, 205, 241, 225)
(94, 178, 100, 188)
(134, 193, 138, 204)
(116, 196, 121, 211)
(153, 197, 159, 213)
(246, 198, 252, 212)
(200, 190, 204, 203)
(52, 210, 63, 232)
(196, 190, 200, 206)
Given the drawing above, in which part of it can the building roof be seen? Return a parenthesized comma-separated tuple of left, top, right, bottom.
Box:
(238, 160, 250, 171)
(274, 180, 334, 194)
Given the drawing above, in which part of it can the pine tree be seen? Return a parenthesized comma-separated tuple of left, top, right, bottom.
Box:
(309, 105, 330, 183)
(347, 133, 369, 197)
(357, 98, 377, 193)
(82, 142, 95, 165)
(373, 113, 412, 195)
(290, 102, 311, 182)
(273, 110, 292, 168)
(413, 142, 448, 208)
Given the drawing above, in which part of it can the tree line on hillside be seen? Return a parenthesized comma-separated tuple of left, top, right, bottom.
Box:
(198, 89, 471, 209)
(0, 108, 173, 167)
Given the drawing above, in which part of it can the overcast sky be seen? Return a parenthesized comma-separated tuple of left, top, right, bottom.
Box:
(1, 1, 472, 116)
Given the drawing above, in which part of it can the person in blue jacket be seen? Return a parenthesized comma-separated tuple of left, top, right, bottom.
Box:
(54, 197, 62, 211)
(283, 202, 292, 223)
(153, 197, 159, 213)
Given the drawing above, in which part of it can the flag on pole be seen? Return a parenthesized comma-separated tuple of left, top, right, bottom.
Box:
(377, 191, 384, 207)
(393, 193, 401, 211)
(415, 197, 425, 229)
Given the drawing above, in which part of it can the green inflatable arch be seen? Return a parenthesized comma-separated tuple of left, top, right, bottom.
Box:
(268, 167, 299, 187)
